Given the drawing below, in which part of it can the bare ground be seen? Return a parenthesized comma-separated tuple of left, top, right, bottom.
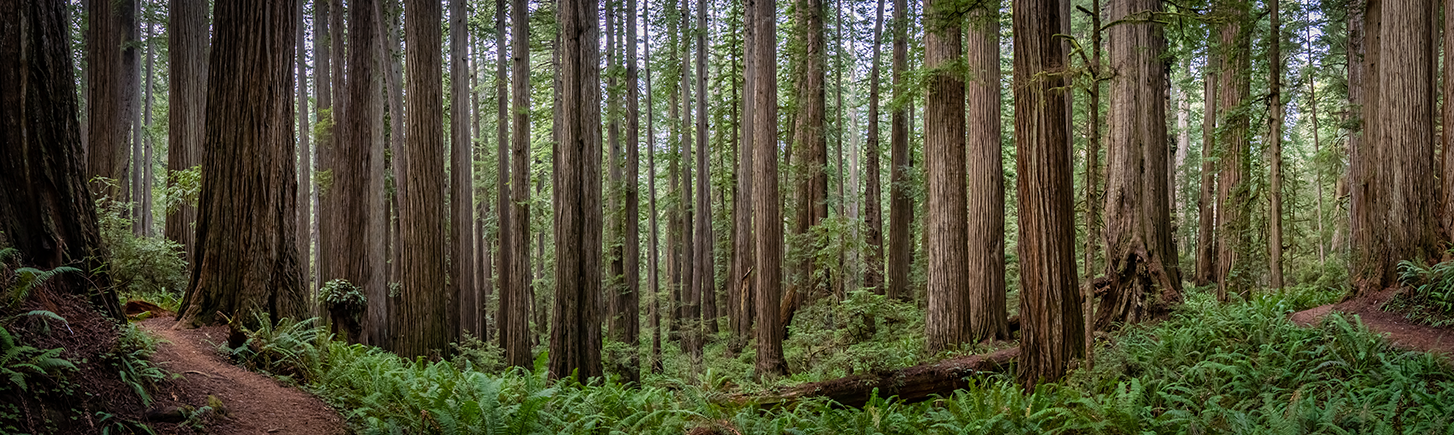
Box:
(1289, 288, 1454, 357)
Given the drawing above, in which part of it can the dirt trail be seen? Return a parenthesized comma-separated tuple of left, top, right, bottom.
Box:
(1289, 289, 1454, 357)
(137, 317, 348, 435)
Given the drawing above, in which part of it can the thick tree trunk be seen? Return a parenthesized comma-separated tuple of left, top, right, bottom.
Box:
(1215, 0, 1251, 302)
(1098, 0, 1182, 331)
(1444, 0, 1454, 245)
(885, 0, 912, 301)
(750, 0, 787, 379)
(396, 0, 450, 357)
(923, 0, 970, 353)
(1267, 0, 1284, 290)
(166, 0, 206, 267)
(449, 0, 478, 339)
(862, 0, 885, 293)
(550, 0, 604, 380)
(1371, 0, 1440, 280)
(966, 7, 1008, 343)
(176, 0, 306, 328)
(1012, 0, 1085, 389)
(0, 0, 122, 319)
(87, 0, 127, 199)
(1349, 0, 1378, 292)
(331, 0, 386, 344)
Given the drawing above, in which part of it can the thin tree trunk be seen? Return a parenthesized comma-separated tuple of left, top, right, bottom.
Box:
(176, 0, 306, 329)
(313, 0, 334, 295)
(729, 0, 757, 354)
(1306, 28, 1325, 265)
(1012, 0, 1085, 389)
(1194, 54, 1217, 286)
(862, 0, 884, 293)
(141, 26, 155, 236)
(380, 0, 406, 348)
(450, 0, 478, 339)
(502, 0, 534, 368)
(885, 0, 912, 301)
(966, 6, 1007, 343)
(786, 0, 827, 332)
(622, 0, 644, 382)
(295, 0, 312, 293)
(695, 0, 717, 339)
(550, 0, 604, 380)
(166, 0, 206, 267)
(125, 0, 140, 236)
(645, 3, 663, 372)
(677, 0, 698, 357)
(606, 0, 625, 346)
(1268, 0, 1285, 290)
(1083, 0, 1102, 285)
(923, 0, 970, 353)
(750, 0, 787, 379)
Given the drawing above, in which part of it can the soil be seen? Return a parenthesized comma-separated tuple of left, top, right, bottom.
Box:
(1289, 288, 1454, 357)
(137, 317, 348, 435)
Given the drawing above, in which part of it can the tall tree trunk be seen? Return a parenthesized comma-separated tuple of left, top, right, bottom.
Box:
(141, 27, 155, 236)
(295, 0, 312, 294)
(606, 0, 625, 348)
(1083, 0, 1103, 285)
(0, 0, 123, 319)
(786, 0, 827, 332)
(1442, 0, 1454, 245)
(1098, 0, 1182, 330)
(923, 0, 970, 353)
(885, 0, 912, 301)
(331, 0, 386, 344)
(494, 0, 522, 367)
(176, 0, 306, 328)
(550, 0, 604, 380)
(1215, 0, 1251, 302)
(378, 0, 406, 348)
(166, 0, 207, 267)
(1370, 0, 1440, 283)
(124, 0, 140, 235)
(695, 0, 717, 339)
(861, 0, 885, 294)
(87, 0, 127, 200)
(966, 6, 1007, 343)
(1174, 61, 1190, 254)
(645, 4, 664, 372)
(396, 0, 450, 357)
(1012, 0, 1085, 389)
(507, 0, 535, 367)
(316, 0, 343, 319)
(677, 0, 698, 357)
(621, 0, 644, 382)
(313, 0, 334, 294)
(450, 0, 478, 340)
(1305, 28, 1325, 265)
(1267, 0, 1285, 290)
(1349, 0, 1378, 292)
(750, 0, 787, 379)
(730, 0, 758, 353)
(1194, 54, 1217, 286)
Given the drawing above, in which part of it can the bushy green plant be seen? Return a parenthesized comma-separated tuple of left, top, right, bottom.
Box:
(0, 323, 75, 393)
(103, 324, 166, 406)
(1392, 259, 1454, 326)
(318, 279, 367, 314)
(452, 332, 506, 373)
(226, 315, 325, 382)
(95, 196, 187, 310)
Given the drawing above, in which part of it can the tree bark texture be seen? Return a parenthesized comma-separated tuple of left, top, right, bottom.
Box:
(1267, 0, 1284, 290)
(450, 0, 478, 340)
(1194, 54, 1217, 286)
(1349, 0, 1379, 292)
(729, 0, 758, 353)
(332, 0, 386, 344)
(886, 0, 913, 301)
(786, 0, 828, 333)
(86, 0, 127, 199)
(1012, 0, 1085, 389)
(166, 0, 207, 267)
(622, 0, 643, 382)
(750, 0, 787, 379)
(694, 0, 716, 339)
(965, 6, 1008, 343)
(1214, 0, 1251, 302)
(1098, 0, 1182, 331)
(396, 0, 451, 357)
(0, 0, 123, 319)
(176, 0, 306, 328)
(923, 0, 970, 353)
(550, 0, 604, 380)
(862, 0, 885, 293)
(1444, 0, 1454, 244)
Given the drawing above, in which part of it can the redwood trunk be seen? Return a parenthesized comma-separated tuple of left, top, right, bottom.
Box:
(1215, 1, 1251, 302)
(885, 0, 912, 301)
(334, 0, 386, 344)
(923, 0, 970, 353)
(450, 0, 478, 340)
(862, 0, 884, 293)
(396, 0, 450, 357)
(750, 0, 787, 379)
(966, 7, 1008, 342)
(166, 0, 207, 267)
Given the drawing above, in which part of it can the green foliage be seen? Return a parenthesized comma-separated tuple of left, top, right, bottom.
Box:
(6, 267, 81, 308)
(159, 166, 201, 215)
(96, 197, 188, 311)
(452, 332, 506, 374)
(0, 323, 75, 393)
(103, 324, 166, 406)
(782, 290, 926, 380)
(1391, 259, 1454, 327)
(225, 315, 326, 383)
(318, 279, 367, 315)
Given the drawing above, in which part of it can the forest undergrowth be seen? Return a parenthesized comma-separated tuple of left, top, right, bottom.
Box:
(204, 283, 1454, 434)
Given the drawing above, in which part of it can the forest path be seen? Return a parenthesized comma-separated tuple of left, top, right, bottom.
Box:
(137, 317, 348, 435)
(1289, 289, 1454, 357)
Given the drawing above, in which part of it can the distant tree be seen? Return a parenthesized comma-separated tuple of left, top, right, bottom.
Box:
(885, 0, 913, 301)
(621, 0, 644, 382)
(786, 0, 827, 332)
(0, 0, 122, 319)
(923, 0, 971, 353)
(694, 0, 716, 339)
(1194, 54, 1217, 287)
(1013, 0, 1085, 389)
(729, 0, 758, 355)
(395, 0, 450, 357)
(550, 0, 604, 380)
(176, 0, 306, 328)
(166, 0, 208, 266)
(1266, 0, 1285, 290)
(861, 0, 885, 293)
(500, 0, 534, 368)
(295, 0, 312, 294)
(86, 0, 128, 199)
(450, 0, 478, 339)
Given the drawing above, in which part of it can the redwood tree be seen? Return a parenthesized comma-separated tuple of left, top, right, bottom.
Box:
(1099, 0, 1182, 330)
(166, 0, 207, 266)
(176, 0, 306, 328)
(450, 0, 478, 339)
(0, 0, 122, 319)
(1214, 0, 1252, 302)
(885, 0, 913, 301)
(501, 0, 533, 368)
(923, 0, 970, 353)
(550, 0, 604, 380)
(861, 0, 885, 293)
(750, 0, 787, 379)
(965, 5, 1007, 343)
(86, 0, 128, 199)
(1013, 0, 1085, 388)
(396, 0, 450, 357)
(787, 0, 827, 331)
(333, 0, 386, 344)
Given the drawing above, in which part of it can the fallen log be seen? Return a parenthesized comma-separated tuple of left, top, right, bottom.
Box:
(725, 347, 1019, 408)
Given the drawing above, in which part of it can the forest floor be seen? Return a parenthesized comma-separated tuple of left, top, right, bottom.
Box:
(1290, 287, 1454, 356)
(137, 317, 347, 435)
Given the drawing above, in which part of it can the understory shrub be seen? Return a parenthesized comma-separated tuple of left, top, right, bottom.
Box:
(1392, 259, 1454, 327)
